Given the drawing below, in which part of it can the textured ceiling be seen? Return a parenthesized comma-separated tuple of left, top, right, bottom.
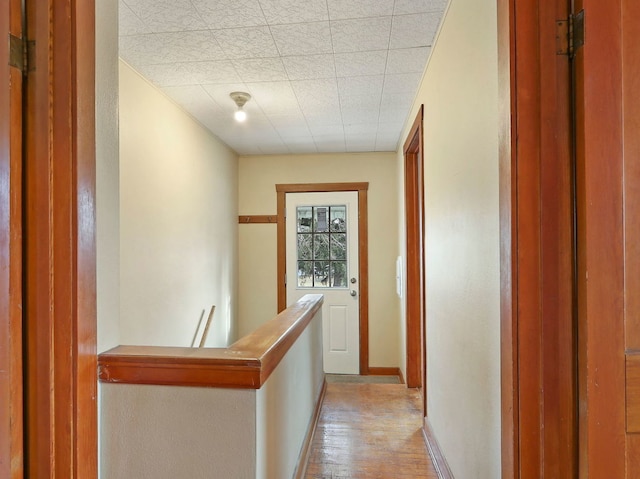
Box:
(119, 0, 447, 155)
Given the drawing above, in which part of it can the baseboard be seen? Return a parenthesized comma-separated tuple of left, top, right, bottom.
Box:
(422, 417, 455, 479)
(367, 367, 405, 384)
(293, 378, 327, 479)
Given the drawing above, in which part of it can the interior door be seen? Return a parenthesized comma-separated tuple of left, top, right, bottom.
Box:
(574, 0, 640, 475)
(0, 0, 24, 476)
(286, 192, 360, 374)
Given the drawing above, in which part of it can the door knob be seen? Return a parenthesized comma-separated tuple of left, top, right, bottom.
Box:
(350, 290, 357, 297)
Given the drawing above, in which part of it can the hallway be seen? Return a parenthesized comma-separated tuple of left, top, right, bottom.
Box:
(304, 380, 438, 479)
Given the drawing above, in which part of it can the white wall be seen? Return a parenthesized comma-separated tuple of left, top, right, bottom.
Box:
(398, 0, 501, 477)
(119, 61, 239, 348)
(238, 153, 400, 368)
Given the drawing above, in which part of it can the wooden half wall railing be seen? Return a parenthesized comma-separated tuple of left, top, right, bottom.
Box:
(98, 294, 323, 389)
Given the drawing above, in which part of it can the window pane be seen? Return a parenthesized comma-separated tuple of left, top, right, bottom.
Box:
(297, 206, 313, 233)
(313, 233, 330, 260)
(314, 261, 330, 287)
(330, 233, 347, 260)
(314, 207, 328, 232)
(297, 261, 313, 287)
(297, 234, 312, 260)
(330, 206, 347, 232)
(331, 262, 348, 288)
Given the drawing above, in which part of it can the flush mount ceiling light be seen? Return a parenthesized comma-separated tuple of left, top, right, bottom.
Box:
(230, 91, 251, 122)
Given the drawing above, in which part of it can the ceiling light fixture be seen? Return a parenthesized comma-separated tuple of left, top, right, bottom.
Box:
(230, 91, 251, 122)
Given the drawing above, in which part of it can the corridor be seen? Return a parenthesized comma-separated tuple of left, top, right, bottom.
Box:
(304, 379, 438, 479)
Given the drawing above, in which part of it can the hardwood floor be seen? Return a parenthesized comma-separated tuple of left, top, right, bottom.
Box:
(304, 382, 439, 479)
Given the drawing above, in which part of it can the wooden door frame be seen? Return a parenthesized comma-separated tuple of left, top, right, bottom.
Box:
(0, 0, 24, 476)
(573, 0, 627, 474)
(22, 0, 97, 476)
(403, 106, 425, 392)
(498, 0, 577, 476)
(276, 182, 370, 374)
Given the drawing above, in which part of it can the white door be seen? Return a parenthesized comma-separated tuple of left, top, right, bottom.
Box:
(286, 192, 360, 374)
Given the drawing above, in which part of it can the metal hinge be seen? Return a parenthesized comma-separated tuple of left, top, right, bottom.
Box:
(556, 10, 585, 58)
(8, 34, 34, 74)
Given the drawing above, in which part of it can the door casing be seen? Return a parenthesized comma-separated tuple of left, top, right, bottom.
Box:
(0, 0, 24, 476)
(403, 106, 426, 398)
(277, 182, 370, 374)
(285, 191, 360, 374)
(498, 0, 577, 476)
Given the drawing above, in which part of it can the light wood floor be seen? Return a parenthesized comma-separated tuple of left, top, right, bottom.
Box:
(304, 382, 439, 479)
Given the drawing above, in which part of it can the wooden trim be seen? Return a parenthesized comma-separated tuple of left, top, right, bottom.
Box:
(294, 378, 327, 479)
(238, 215, 277, 224)
(0, 0, 24, 476)
(499, 0, 579, 476)
(23, 0, 97, 476)
(575, 0, 626, 474)
(403, 106, 425, 391)
(367, 367, 401, 376)
(367, 367, 404, 384)
(497, 0, 516, 476)
(98, 294, 323, 389)
(276, 182, 369, 193)
(277, 190, 286, 311)
(499, 0, 577, 477)
(276, 182, 370, 374)
(358, 188, 369, 375)
(627, 354, 640, 433)
(422, 417, 454, 479)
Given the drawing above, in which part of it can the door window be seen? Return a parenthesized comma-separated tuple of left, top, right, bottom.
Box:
(296, 205, 347, 288)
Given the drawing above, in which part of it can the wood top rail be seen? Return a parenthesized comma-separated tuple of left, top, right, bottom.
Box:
(98, 294, 323, 389)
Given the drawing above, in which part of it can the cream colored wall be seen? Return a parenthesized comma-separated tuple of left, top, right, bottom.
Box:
(119, 61, 239, 348)
(256, 307, 324, 479)
(96, 3, 119, 478)
(101, 384, 257, 478)
(397, 0, 501, 477)
(96, 0, 119, 353)
(238, 153, 400, 367)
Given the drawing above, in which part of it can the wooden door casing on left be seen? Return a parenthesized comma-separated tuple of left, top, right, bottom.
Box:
(498, 0, 577, 476)
(0, 0, 24, 477)
(22, 0, 98, 477)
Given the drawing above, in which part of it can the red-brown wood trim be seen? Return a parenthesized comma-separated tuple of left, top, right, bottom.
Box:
(358, 188, 369, 375)
(294, 378, 327, 479)
(497, 0, 517, 475)
(367, 367, 404, 384)
(98, 294, 323, 389)
(0, 0, 24, 476)
(574, 0, 626, 475)
(238, 215, 277, 224)
(75, 1, 98, 476)
(276, 182, 369, 193)
(422, 417, 454, 479)
(403, 106, 425, 391)
(276, 183, 370, 374)
(23, 0, 97, 476)
(277, 190, 286, 312)
(500, 0, 577, 476)
(627, 354, 640, 433)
